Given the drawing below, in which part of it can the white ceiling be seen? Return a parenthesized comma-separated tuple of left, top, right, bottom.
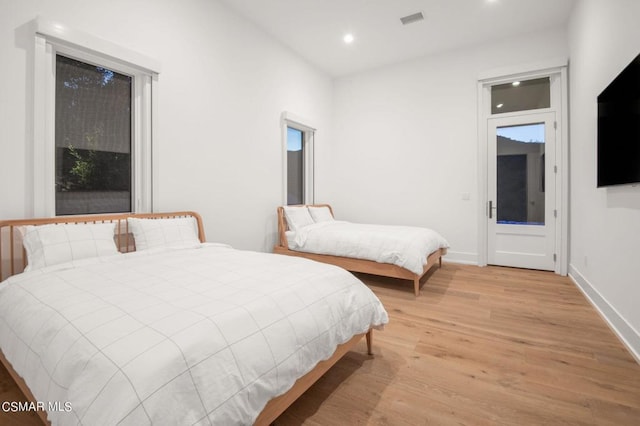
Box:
(217, 0, 576, 77)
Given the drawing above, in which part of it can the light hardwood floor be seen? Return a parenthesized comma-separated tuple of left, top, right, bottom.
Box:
(1, 264, 639, 425)
(274, 264, 640, 425)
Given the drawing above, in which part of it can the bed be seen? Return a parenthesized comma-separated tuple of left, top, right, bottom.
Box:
(0, 211, 388, 425)
(274, 204, 449, 296)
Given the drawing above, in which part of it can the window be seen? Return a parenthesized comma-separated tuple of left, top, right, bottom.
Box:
(55, 55, 132, 215)
(33, 18, 159, 216)
(491, 77, 550, 114)
(496, 122, 546, 225)
(282, 112, 315, 205)
(287, 127, 304, 205)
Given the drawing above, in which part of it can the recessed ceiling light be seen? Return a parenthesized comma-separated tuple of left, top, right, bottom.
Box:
(512, 81, 521, 87)
(343, 33, 354, 44)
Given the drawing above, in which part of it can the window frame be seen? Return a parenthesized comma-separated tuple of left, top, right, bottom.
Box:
(281, 112, 315, 205)
(33, 18, 160, 217)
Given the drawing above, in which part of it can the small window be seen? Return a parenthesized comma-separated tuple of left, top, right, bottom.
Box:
(282, 113, 315, 206)
(287, 127, 304, 205)
(55, 55, 132, 215)
(491, 77, 550, 114)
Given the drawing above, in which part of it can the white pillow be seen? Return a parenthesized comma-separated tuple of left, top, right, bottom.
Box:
(128, 217, 201, 251)
(308, 206, 334, 223)
(22, 223, 118, 271)
(283, 206, 314, 231)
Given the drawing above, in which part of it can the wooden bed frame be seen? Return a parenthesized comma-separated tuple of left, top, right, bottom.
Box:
(274, 204, 447, 296)
(0, 211, 372, 426)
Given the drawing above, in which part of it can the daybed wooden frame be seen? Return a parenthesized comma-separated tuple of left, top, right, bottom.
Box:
(274, 204, 447, 296)
(0, 211, 372, 426)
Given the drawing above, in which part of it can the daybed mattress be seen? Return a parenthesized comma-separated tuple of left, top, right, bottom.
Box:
(0, 243, 388, 425)
(286, 221, 450, 275)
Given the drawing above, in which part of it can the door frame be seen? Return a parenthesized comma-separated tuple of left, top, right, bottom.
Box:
(477, 61, 568, 275)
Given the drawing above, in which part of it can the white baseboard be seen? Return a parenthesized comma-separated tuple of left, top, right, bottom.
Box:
(569, 264, 640, 364)
(442, 251, 478, 265)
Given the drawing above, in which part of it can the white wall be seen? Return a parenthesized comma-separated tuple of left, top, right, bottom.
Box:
(324, 29, 569, 264)
(568, 0, 640, 359)
(0, 0, 332, 251)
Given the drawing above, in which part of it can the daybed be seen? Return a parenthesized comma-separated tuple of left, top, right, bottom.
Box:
(274, 204, 449, 296)
(0, 211, 388, 425)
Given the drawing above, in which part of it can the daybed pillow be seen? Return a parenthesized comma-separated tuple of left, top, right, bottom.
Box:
(128, 217, 200, 251)
(22, 222, 118, 271)
(308, 206, 334, 223)
(283, 206, 314, 231)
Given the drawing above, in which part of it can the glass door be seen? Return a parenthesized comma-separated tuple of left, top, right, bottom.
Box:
(488, 112, 556, 270)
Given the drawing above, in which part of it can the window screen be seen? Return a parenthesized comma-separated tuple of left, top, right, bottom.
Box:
(55, 55, 132, 215)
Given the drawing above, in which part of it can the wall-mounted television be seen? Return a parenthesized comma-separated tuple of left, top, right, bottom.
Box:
(597, 52, 640, 187)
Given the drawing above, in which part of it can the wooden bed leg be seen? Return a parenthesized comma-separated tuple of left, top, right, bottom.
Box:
(439, 256, 442, 268)
(413, 277, 420, 297)
(366, 330, 372, 355)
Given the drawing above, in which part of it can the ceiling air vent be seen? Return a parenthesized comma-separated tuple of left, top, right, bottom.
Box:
(400, 12, 424, 26)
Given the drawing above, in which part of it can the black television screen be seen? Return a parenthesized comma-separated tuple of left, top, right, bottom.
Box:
(597, 52, 640, 187)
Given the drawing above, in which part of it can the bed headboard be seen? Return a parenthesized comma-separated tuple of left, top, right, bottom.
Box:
(276, 204, 334, 248)
(0, 211, 205, 282)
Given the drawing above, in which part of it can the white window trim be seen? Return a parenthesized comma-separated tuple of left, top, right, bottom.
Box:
(281, 111, 316, 205)
(32, 17, 160, 216)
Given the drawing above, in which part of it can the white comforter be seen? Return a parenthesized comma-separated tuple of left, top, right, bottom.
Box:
(287, 221, 450, 275)
(0, 244, 388, 425)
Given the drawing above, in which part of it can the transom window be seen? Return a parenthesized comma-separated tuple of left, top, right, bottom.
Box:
(491, 77, 550, 114)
